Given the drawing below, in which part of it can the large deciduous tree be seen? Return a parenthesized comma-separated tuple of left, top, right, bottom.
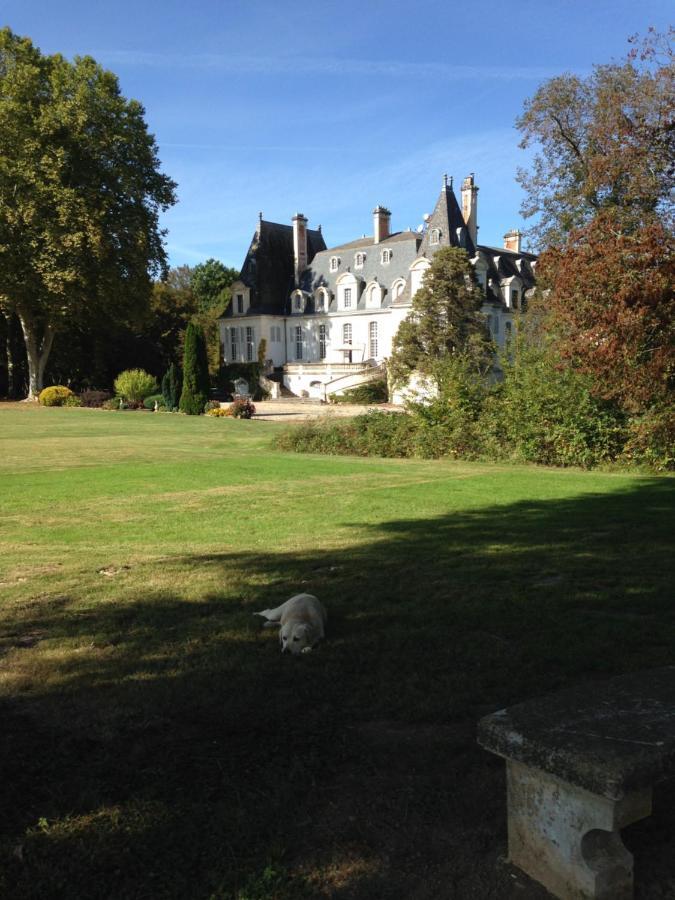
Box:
(517, 27, 674, 248)
(389, 246, 490, 386)
(0, 28, 176, 398)
(537, 212, 674, 416)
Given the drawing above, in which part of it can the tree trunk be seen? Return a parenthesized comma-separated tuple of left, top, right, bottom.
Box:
(17, 311, 55, 400)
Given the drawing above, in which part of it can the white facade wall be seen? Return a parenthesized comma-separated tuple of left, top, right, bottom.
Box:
(220, 317, 287, 367)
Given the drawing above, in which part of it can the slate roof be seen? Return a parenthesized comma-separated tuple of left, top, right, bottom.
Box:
(418, 182, 475, 258)
(222, 219, 326, 318)
(298, 230, 422, 314)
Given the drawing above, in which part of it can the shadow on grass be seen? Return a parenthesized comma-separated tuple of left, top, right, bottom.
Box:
(1, 478, 674, 899)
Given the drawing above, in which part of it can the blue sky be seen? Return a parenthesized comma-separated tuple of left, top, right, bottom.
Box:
(2, 0, 672, 267)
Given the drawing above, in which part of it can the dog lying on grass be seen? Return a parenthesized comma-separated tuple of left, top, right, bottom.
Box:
(255, 593, 327, 655)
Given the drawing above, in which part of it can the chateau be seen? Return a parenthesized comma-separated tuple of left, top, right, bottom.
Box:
(220, 174, 537, 399)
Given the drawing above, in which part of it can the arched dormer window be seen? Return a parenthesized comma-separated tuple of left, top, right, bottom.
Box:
(315, 288, 329, 311)
(381, 249, 392, 264)
(391, 278, 406, 301)
(430, 228, 440, 245)
(355, 252, 366, 268)
(330, 256, 340, 272)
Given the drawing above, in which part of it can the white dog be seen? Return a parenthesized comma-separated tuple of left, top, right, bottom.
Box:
(255, 593, 327, 655)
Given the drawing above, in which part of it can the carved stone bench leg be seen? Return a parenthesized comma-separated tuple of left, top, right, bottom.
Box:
(506, 760, 652, 900)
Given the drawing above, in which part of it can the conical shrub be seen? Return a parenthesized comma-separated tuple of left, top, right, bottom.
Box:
(179, 323, 210, 415)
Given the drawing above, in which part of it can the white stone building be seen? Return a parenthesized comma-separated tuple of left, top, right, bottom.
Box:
(220, 174, 536, 399)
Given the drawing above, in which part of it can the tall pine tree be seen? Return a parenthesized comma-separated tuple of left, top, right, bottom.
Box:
(179, 323, 210, 414)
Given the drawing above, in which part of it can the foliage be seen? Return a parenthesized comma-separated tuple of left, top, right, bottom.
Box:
(407, 354, 491, 460)
(62, 394, 82, 407)
(257, 338, 268, 366)
(161, 363, 182, 411)
(204, 400, 221, 412)
(0, 28, 177, 398)
(517, 27, 674, 247)
(622, 404, 675, 472)
(114, 369, 158, 405)
(147, 266, 197, 372)
(101, 398, 121, 410)
(143, 393, 166, 410)
(332, 379, 388, 404)
(220, 362, 266, 400)
(191, 259, 238, 313)
(483, 331, 626, 468)
(229, 398, 256, 419)
(389, 247, 491, 387)
(179, 322, 210, 415)
(38, 385, 73, 407)
(206, 407, 230, 417)
(79, 390, 112, 408)
(277, 411, 418, 458)
(537, 212, 674, 417)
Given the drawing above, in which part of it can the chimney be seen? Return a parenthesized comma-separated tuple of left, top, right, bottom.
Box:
(461, 174, 478, 245)
(292, 213, 308, 286)
(373, 206, 391, 244)
(503, 229, 522, 253)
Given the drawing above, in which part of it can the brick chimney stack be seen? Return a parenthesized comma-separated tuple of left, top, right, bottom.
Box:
(461, 174, 478, 245)
(292, 213, 308, 286)
(373, 206, 391, 244)
(503, 229, 522, 253)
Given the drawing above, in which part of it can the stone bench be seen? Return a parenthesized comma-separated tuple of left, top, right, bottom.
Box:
(477, 667, 675, 900)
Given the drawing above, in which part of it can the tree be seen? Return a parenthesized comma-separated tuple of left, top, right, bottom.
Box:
(191, 259, 238, 313)
(389, 247, 491, 386)
(537, 211, 674, 416)
(516, 27, 674, 247)
(179, 322, 210, 415)
(191, 259, 239, 377)
(161, 363, 182, 411)
(0, 29, 176, 398)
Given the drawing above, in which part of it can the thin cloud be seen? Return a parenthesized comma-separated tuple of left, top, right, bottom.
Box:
(97, 49, 561, 82)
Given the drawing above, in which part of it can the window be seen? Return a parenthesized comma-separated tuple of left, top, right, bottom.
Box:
(505, 321, 512, 336)
(511, 290, 519, 309)
(343, 323, 352, 345)
(330, 257, 339, 272)
(393, 280, 405, 300)
(246, 326, 254, 361)
(369, 322, 378, 358)
(319, 324, 326, 359)
(486, 314, 493, 334)
(381, 249, 391, 264)
(430, 228, 440, 244)
(236, 294, 244, 314)
(295, 325, 303, 360)
(316, 291, 324, 311)
(355, 253, 365, 268)
(230, 327, 238, 361)
(343, 287, 352, 309)
(493, 316, 499, 335)
(294, 294, 303, 312)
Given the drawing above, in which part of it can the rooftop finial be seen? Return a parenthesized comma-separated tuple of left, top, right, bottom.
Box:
(449, 175, 453, 189)
(258, 211, 263, 223)
(443, 173, 448, 188)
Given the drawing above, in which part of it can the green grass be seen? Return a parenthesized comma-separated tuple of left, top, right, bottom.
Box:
(1, 404, 674, 899)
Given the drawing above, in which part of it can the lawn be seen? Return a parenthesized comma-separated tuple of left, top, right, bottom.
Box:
(1, 403, 674, 899)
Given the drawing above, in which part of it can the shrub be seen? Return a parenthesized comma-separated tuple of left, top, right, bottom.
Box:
(114, 369, 158, 405)
(161, 363, 182, 411)
(101, 398, 121, 410)
(180, 323, 210, 415)
(143, 393, 166, 410)
(206, 407, 230, 417)
(38, 385, 73, 407)
(277, 411, 417, 458)
(229, 398, 256, 419)
(204, 400, 220, 412)
(332, 379, 389, 405)
(62, 394, 82, 407)
(80, 390, 112, 408)
(622, 405, 675, 472)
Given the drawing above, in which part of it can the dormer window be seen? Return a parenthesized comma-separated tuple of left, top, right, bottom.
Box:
(381, 249, 392, 264)
(330, 256, 339, 272)
(511, 290, 519, 309)
(294, 294, 303, 312)
(430, 229, 440, 245)
(236, 294, 244, 314)
(355, 253, 365, 268)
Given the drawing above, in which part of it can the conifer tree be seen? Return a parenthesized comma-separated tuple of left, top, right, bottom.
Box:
(389, 247, 490, 386)
(161, 362, 182, 411)
(179, 323, 210, 414)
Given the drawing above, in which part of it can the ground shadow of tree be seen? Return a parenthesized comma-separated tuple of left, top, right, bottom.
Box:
(1, 478, 673, 899)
